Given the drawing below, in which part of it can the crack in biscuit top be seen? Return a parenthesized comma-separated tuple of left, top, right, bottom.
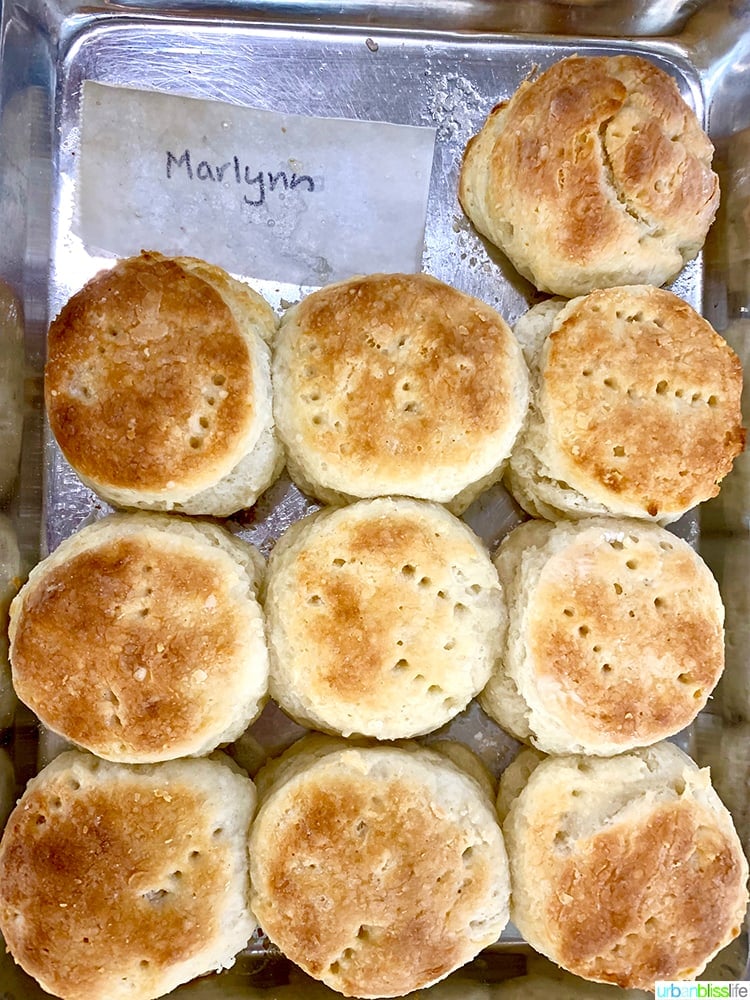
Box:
(45, 254, 255, 493)
(286, 274, 519, 480)
(487, 55, 718, 268)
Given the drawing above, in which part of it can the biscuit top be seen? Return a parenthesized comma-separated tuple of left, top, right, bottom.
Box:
(524, 521, 724, 749)
(504, 748, 748, 989)
(274, 273, 528, 501)
(539, 286, 745, 519)
(550, 801, 742, 987)
(249, 742, 509, 997)
(45, 253, 274, 496)
(481, 55, 718, 285)
(9, 515, 265, 762)
(0, 752, 256, 1000)
(264, 498, 503, 738)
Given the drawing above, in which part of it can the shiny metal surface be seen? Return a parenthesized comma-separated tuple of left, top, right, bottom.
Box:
(0, 0, 749, 992)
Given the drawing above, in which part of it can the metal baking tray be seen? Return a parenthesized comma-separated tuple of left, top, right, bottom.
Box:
(0, 0, 748, 994)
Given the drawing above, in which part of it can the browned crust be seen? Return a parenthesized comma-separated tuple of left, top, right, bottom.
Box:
(0, 767, 229, 998)
(280, 508, 483, 707)
(526, 531, 724, 745)
(473, 55, 718, 271)
(10, 533, 252, 758)
(549, 802, 747, 988)
(254, 772, 496, 996)
(45, 253, 255, 494)
(279, 273, 523, 478)
(543, 286, 745, 516)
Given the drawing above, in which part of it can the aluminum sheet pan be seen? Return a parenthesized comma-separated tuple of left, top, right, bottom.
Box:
(0, 0, 749, 994)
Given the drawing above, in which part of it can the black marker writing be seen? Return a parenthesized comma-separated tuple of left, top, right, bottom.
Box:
(166, 149, 316, 208)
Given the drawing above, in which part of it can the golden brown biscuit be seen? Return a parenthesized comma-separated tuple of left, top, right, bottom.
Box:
(0, 750, 257, 1000)
(459, 55, 719, 296)
(45, 252, 283, 516)
(272, 273, 529, 513)
(506, 286, 745, 522)
(481, 518, 725, 755)
(249, 736, 510, 997)
(9, 513, 268, 762)
(499, 743, 749, 990)
(263, 498, 505, 739)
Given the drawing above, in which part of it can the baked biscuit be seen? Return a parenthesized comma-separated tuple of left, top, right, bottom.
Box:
(9, 512, 268, 762)
(459, 55, 719, 297)
(45, 252, 283, 516)
(264, 498, 504, 739)
(249, 736, 510, 997)
(0, 750, 257, 1000)
(506, 286, 745, 522)
(272, 273, 529, 513)
(481, 518, 725, 755)
(499, 742, 749, 990)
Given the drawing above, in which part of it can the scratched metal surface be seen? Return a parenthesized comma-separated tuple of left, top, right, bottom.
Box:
(0, 0, 749, 993)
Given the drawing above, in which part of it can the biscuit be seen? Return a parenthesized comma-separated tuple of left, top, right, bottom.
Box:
(480, 518, 725, 755)
(0, 750, 257, 1000)
(45, 252, 283, 516)
(272, 273, 529, 513)
(499, 742, 749, 990)
(249, 736, 510, 997)
(506, 286, 745, 522)
(9, 512, 268, 762)
(459, 55, 719, 297)
(263, 498, 505, 739)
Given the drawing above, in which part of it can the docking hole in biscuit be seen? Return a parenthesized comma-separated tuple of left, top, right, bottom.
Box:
(143, 889, 169, 904)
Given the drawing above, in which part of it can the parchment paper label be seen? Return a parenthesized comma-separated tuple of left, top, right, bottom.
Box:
(74, 82, 437, 286)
